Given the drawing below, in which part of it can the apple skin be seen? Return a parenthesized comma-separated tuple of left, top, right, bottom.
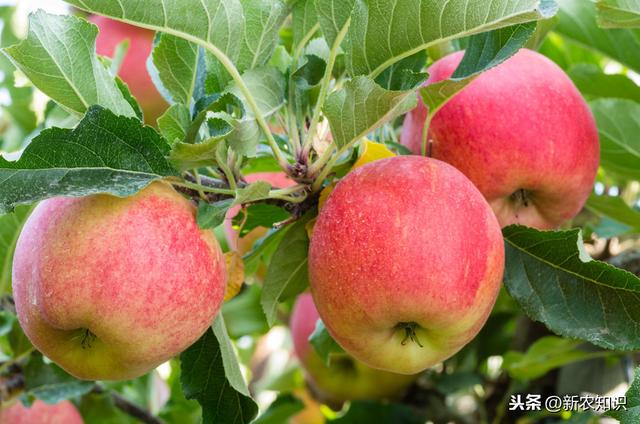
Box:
(12, 182, 226, 381)
(0, 400, 83, 424)
(400, 49, 600, 229)
(90, 15, 168, 124)
(290, 293, 417, 404)
(309, 156, 504, 375)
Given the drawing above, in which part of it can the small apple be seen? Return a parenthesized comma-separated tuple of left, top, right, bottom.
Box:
(309, 156, 504, 375)
(12, 182, 226, 380)
(0, 399, 83, 424)
(401, 49, 599, 229)
(90, 15, 168, 124)
(290, 293, 417, 404)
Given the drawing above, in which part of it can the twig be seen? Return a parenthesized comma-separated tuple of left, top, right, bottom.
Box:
(93, 385, 164, 424)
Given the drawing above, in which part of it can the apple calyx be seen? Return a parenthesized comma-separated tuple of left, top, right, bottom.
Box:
(510, 189, 532, 208)
(80, 329, 97, 350)
(397, 322, 424, 348)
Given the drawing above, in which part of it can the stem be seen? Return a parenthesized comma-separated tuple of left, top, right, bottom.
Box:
(288, 23, 321, 156)
(307, 145, 336, 176)
(92, 385, 164, 424)
(311, 142, 353, 192)
(216, 149, 237, 191)
(303, 18, 351, 155)
(206, 167, 224, 180)
(191, 170, 206, 199)
(170, 180, 235, 196)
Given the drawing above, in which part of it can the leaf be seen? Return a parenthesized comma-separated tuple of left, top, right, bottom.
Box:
(420, 22, 537, 119)
(324, 76, 419, 149)
(586, 195, 640, 234)
(232, 204, 290, 236)
(158, 104, 191, 144)
(503, 225, 640, 351)
(65, 0, 288, 74)
(151, 34, 199, 105)
(374, 51, 427, 91)
(261, 215, 312, 326)
(0, 106, 177, 214)
(169, 116, 235, 171)
(293, 0, 320, 48)
(589, 99, 640, 181)
(227, 66, 286, 156)
(253, 394, 304, 424)
(197, 199, 234, 230)
(211, 315, 250, 396)
(23, 353, 94, 404)
(222, 285, 270, 338)
(606, 366, 640, 422)
(596, 0, 640, 28)
(502, 336, 611, 380)
(224, 252, 245, 301)
(0, 205, 33, 294)
(330, 401, 424, 424)
(3, 11, 135, 118)
(181, 327, 258, 424)
(569, 64, 640, 103)
(292, 54, 327, 90)
(309, 319, 345, 366)
(337, 0, 558, 76)
(234, 181, 272, 206)
(556, 0, 640, 73)
(352, 139, 396, 169)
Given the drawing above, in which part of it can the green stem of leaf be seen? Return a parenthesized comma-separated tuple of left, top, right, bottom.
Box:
(170, 180, 235, 196)
(191, 169, 207, 200)
(303, 18, 351, 157)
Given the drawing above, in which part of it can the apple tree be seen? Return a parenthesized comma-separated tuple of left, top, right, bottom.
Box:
(0, 0, 639, 423)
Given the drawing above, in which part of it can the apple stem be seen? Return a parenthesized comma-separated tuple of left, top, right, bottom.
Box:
(80, 329, 97, 350)
(399, 322, 424, 348)
(511, 189, 531, 208)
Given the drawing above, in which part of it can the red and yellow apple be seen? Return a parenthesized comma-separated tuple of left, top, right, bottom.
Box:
(401, 49, 600, 229)
(0, 400, 83, 424)
(12, 182, 226, 381)
(291, 293, 417, 404)
(309, 156, 504, 375)
(90, 15, 168, 124)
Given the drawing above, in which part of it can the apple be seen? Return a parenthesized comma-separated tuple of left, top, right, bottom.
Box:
(12, 182, 226, 381)
(225, 171, 295, 254)
(0, 400, 83, 424)
(400, 49, 600, 229)
(291, 293, 417, 404)
(308, 156, 504, 375)
(90, 15, 168, 124)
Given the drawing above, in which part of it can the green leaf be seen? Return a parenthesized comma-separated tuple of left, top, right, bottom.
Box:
(78, 392, 137, 424)
(589, 98, 640, 181)
(330, 401, 424, 424)
(374, 51, 427, 91)
(3, 11, 135, 118)
(227, 66, 286, 156)
(338, 0, 558, 77)
(292, 0, 319, 48)
(243, 227, 289, 276)
(586, 195, 640, 235)
(556, 0, 640, 73)
(596, 0, 640, 28)
(169, 116, 235, 171)
(292, 54, 327, 90)
(606, 366, 640, 422)
(232, 204, 290, 236)
(324, 76, 419, 149)
(502, 336, 612, 380)
(158, 104, 191, 144)
(222, 285, 270, 338)
(151, 34, 199, 105)
(0, 106, 177, 214)
(65, 0, 288, 74)
(309, 319, 345, 366)
(197, 199, 234, 230)
(234, 181, 272, 206)
(23, 353, 94, 404)
(569, 64, 640, 102)
(421, 22, 537, 123)
(253, 394, 304, 424)
(0, 205, 33, 294)
(503, 225, 640, 351)
(181, 328, 258, 424)
(261, 215, 312, 326)
(212, 315, 251, 396)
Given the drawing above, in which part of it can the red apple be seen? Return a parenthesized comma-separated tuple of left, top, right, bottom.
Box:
(12, 182, 226, 380)
(0, 400, 83, 424)
(309, 156, 504, 375)
(90, 15, 168, 124)
(291, 293, 417, 404)
(401, 49, 600, 229)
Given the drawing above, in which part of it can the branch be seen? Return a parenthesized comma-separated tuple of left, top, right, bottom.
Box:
(93, 385, 164, 424)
